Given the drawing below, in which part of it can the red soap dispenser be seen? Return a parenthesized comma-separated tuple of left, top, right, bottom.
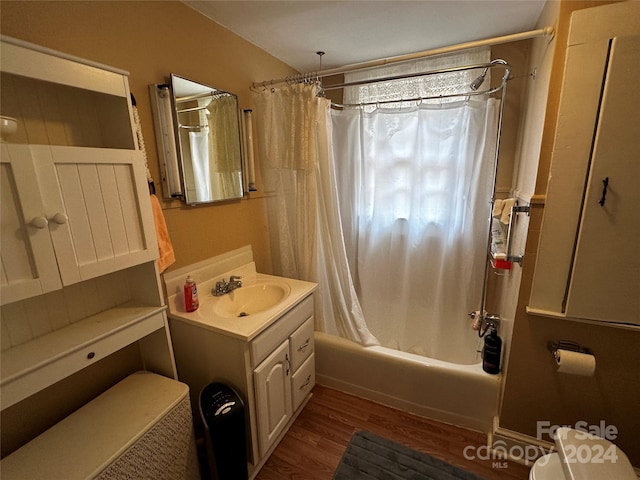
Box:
(184, 275, 199, 312)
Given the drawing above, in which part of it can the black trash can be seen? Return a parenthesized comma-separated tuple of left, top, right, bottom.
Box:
(199, 382, 248, 480)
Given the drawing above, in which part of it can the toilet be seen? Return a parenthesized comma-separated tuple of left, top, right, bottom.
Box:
(530, 427, 637, 480)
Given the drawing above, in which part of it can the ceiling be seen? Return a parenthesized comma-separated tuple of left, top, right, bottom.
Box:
(183, 1, 547, 74)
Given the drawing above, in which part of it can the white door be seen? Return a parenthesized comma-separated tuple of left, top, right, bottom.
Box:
(253, 340, 292, 457)
(566, 36, 640, 324)
(1, 144, 62, 304)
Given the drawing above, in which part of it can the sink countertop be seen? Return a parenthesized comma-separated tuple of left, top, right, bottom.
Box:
(166, 272, 317, 342)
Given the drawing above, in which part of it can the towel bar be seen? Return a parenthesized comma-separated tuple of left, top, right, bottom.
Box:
(503, 200, 530, 266)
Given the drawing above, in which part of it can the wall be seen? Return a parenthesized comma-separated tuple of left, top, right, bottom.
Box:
(500, 0, 640, 467)
(484, 0, 560, 401)
(0, 0, 298, 274)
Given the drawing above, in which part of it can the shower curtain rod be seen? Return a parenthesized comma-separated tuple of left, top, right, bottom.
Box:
(175, 90, 230, 103)
(252, 26, 553, 89)
(323, 60, 505, 91)
(329, 60, 510, 108)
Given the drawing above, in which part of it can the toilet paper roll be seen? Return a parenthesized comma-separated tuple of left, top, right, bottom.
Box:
(555, 349, 596, 376)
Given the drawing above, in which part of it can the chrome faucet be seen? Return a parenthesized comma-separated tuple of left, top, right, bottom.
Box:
(468, 311, 501, 335)
(213, 276, 243, 296)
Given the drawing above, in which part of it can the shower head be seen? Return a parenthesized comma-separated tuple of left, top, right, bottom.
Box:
(470, 67, 488, 91)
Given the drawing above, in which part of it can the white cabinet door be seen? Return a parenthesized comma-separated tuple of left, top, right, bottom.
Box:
(1, 145, 62, 304)
(33, 145, 158, 284)
(253, 340, 292, 457)
(1, 144, 158, 304)
(565, 36, 640, 324)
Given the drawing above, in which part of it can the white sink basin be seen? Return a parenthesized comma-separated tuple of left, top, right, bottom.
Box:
(214, 283, 290, 318)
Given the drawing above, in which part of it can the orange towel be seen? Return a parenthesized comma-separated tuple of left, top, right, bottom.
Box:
(150, 194, 176, 273)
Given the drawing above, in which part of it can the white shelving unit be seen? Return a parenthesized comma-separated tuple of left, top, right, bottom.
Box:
(0, 36, 177, 414)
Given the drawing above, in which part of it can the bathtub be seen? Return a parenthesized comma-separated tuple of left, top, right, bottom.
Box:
(314, 331, 501, 433)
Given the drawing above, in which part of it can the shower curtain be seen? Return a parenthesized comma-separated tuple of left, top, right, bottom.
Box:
(331, 99, 500, 363)
(253, 83, 377, 346)
(254, 81, 500, 359)
(207, 95, 243, 198)
(188, 131, 212, 201)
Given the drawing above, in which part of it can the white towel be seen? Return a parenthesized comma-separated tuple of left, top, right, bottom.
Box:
(491, 218, 507, 257)
(492, 199, 504, 217)
(501, 198, 515, 225)
(188, 131, 212, 202)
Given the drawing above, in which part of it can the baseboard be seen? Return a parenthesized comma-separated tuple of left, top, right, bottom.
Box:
(490, 423, 640, 477)
(489, 421, 554, 467)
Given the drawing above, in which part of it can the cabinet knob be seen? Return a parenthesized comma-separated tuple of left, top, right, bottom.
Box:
(29, 216, 49, 229)
(51, 213, 68, 225)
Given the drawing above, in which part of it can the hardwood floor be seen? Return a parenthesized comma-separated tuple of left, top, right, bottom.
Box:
(255, 384, 530, 480)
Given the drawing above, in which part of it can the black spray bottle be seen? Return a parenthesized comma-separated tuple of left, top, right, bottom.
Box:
(482, 328, 502, 374)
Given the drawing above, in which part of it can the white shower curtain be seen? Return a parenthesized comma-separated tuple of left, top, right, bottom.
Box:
(188, 131, 212, 201)
(253, 83, 377, 345)
(331, 99, 500, 363)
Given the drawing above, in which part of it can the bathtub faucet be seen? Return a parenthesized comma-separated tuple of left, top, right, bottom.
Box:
(469, 311, 500, 335)
(483, 313, 500, 328)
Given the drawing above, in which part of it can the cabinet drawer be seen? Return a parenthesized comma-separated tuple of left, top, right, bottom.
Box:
(289, 317, 314, 372)
(251, 295, 313, 368)
(291, 353, 315, 412)
(1, 309, 165, 410)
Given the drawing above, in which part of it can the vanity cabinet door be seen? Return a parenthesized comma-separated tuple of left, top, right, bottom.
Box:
(253, 340, 292, 457)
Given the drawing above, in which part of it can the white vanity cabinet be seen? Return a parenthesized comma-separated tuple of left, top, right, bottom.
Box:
(252, 300, 315, 456)
(168, 290, 316, 478)
(0, 37, 177, 417)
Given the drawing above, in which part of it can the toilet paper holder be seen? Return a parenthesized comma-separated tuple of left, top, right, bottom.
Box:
(547, 340, 591, 362)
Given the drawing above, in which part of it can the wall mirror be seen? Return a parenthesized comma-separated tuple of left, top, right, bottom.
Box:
(170, 74, 243, 204)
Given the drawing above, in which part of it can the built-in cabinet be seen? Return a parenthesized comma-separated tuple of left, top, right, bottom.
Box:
(1, 144, 156, 305)
(1, 37, 157, 307)
(0, 36, 176, 424)
(169, 293, 315, 477)
(528, 32, 640, 326)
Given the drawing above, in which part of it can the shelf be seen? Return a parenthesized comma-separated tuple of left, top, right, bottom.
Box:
(1, 302, 166, 410)
(1, 36, 129, 97)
